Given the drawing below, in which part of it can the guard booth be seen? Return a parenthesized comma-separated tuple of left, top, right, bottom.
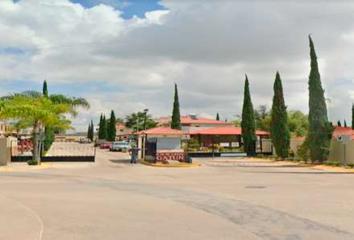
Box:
(136, 127, 186, 163)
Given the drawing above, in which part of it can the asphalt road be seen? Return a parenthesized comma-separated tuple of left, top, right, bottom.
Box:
(1, 148, 354, 240)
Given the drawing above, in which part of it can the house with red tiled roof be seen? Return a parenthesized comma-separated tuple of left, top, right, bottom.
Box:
(189, 126, 271, 154)
(155, 115, 233, 133)
(328, 126, 354, 165)
(115, 124, 133, 141)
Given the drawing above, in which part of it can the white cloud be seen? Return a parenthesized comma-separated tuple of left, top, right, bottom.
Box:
(1, 0, 354, 131)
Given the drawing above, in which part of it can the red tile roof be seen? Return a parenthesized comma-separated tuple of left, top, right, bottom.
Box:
(181, 116, 231, 125)
(332, 126, 354, 140)
(136, 127, 184, 136)
(189, 126, 270, 136)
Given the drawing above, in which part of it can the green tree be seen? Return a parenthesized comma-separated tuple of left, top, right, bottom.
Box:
(254, 105, 271, 131)
(125, 111, 158, 131)
(88, 120, 94, 141)
(337, 120, 342, 127)
(308, 36, 331, 163)
(171, 83, 181, 130)
(270, 72, 291, 158)
(241, 75, 257, 156)
(98, 114, 103, 139)
(216, 113, 220, 121)
(344, 120, 348, 128)
(43, 80, 48, 97)
(101, 115, 107, 140)
(42, 80, 54, 151)
(288, 110, 309, 137)
(107, 110, 116, 141)
(0, 95, 73, 163)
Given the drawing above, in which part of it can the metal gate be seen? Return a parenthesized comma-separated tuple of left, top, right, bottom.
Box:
(11, 141, 96, 162)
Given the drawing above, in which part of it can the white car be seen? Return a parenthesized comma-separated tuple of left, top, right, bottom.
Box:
(110, 142, 130, 152)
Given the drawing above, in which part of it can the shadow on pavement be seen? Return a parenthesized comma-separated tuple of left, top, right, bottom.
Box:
(109, 159, 131, 164)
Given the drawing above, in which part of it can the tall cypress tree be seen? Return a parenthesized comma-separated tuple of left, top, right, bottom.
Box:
(171, 83, 181, 130)
(107, 110, 116, 141)
(308, 35, 331, 162)
(270, 72, 290, 158)
(43, 80, 55, 151)
(98, 114, 103, 139)
(344, 120, 348, 128)
(89, 120, 94, 141)
(241, 75, 257, 156)
(43, 80, 48, 97)
(102, 115, 108, 140)
(216, 113, 220, 121)
(337, 120, 342, 127)
(352, 104, 354, 130)
(87, 123, 91, 139)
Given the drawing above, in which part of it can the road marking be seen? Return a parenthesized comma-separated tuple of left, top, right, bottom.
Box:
(5, 196, 44, 240)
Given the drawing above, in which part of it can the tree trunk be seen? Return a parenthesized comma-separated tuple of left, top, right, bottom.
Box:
(32, 121, 41, 164)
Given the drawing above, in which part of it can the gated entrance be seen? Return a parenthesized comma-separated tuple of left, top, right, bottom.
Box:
(11, 141, 96, 163)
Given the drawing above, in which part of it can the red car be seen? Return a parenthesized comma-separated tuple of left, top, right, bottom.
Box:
(100, 142, 112, 149)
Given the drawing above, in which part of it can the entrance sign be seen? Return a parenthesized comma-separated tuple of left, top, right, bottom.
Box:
(156, 151, 186, 162)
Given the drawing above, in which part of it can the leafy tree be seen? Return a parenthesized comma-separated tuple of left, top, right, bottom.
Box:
(171, 83, 181, 130)
(337, 120, 342, 127)
(288, 110, 309, 136)
(0, 95, 72, 163)
(308, 36, 331, 163)
(254, 105, 271, 131)
(344, 120, 348, 128)
(107, 110, 116, 141)
(241, 75, 257, 156)
(1, 90, 89, 163)
(216, 113, 220, 121)
(125, 111, 158, 131)
(270, 72, 290, 158)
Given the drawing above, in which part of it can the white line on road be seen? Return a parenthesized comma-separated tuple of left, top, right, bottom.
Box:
(4, 196, 44, 240)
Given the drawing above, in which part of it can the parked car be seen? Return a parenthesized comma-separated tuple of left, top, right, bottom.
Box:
(94, 140, 106, 147)
(110, 142, 131, 152)
(100, 142, 113, 149)
(79, 138, 91, 144)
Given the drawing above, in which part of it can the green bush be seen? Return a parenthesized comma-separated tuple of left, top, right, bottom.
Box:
(297, 138, 310, 161)
(324, 161, 341, 167)
(347, 163, 354, 168)
(27, 159, 38, 165)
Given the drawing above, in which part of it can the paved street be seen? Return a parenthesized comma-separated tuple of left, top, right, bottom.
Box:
(1, 149, 354, 240)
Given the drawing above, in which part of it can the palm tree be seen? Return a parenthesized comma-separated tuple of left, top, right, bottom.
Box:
(125, 111, 157, 132)
(0, 91, 90, 164)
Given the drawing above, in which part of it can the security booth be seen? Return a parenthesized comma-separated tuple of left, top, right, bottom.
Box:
(136, 127, 186, 163)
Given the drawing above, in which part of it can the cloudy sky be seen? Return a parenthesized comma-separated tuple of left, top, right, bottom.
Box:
(1, 0, 354, 131)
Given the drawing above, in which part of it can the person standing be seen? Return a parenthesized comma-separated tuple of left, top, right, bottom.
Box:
(129, 145, 140, 164)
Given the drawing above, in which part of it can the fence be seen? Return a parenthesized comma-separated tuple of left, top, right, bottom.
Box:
(11, 141, 96, 162)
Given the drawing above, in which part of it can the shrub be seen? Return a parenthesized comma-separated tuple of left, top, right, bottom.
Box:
(297, 137, 310, 161)
(347, 163, 354, 168)
(324, 161, 341, 167)
(27, 159, 38, 165)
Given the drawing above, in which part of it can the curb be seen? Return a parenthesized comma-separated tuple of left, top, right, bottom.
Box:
(0, 163, 52, 172)
(139, 160, 201, 168)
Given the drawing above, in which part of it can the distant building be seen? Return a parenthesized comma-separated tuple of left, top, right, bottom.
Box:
(155, 115, 232, 132)
(116, 124, 133, 141)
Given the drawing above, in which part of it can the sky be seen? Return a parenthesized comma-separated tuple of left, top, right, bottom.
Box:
(1, 0, 354, 132)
